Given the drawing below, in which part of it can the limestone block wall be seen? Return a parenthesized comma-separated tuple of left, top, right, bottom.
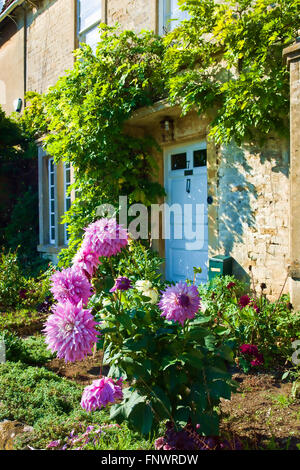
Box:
(0, 12, 25, 115)
(107, 0, 157, 32)
(218, 139, 290, 299)
(26, 0, 76, 94)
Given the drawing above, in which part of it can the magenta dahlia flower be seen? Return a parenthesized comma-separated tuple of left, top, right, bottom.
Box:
(240, 344, 259, 356)
(73, 246, 101, 278)
(50, 267, 92, 306)
(239, 295, 251, 308)
(158, 282, 201, 326)
(82, 218, 128, 258)
(110, 276, 132, 292)
(250, 354, 264, 367)
(81, 377, 123, 411)
(226, 282, 236, 290)
(43, 300, 98, 362)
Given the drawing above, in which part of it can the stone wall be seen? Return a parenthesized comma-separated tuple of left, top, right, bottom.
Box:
(218, 140, 290, 299)
(0, 12, 25, 115)
(283, 41, 300, 310)
(26, 0, 75, 94)
(107, 0, 157, 32)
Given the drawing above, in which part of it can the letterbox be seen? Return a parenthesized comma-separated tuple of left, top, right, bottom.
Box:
(208, 255, 232, 281)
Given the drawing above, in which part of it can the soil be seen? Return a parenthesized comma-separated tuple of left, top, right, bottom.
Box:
(47, 355, 300, 450)
(220, 371, 300, 450)
(46, 350, 107, 386)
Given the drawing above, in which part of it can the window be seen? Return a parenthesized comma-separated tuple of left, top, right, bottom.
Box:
(78, 0, 102, 53)
(171, 152, 187, 171)
(48, 158, 56, 244)
(159, 0, 189, 35)
(64, 162, 71, 245)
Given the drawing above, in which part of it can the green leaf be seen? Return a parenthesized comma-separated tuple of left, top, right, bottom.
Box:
(191, 411, 219, 436)
(174, 406, 191, 427)
(151, 386, 172, 420)
(128, 401, 153, 435)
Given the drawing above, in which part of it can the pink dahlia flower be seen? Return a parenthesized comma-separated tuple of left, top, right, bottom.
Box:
(50, 267, 92, 306)
(82, 218, 128, 258)
(72, 246, 100, 278)
(43, 300, 98, 362)
(158, 282, 201, 326)
(81, 377, 123, 411)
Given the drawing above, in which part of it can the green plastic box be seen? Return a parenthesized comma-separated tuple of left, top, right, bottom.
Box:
(208, 255, 233, 281)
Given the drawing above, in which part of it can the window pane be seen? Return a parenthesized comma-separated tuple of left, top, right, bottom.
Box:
(83, 25, 99, 53)
(51, 214, 55, 227)
(164, 0, 190, 32)
(193, 149, 207, 167)
(65, 170, 71, 184)
(79, 0, 101, 31)
(171, 152, 187, 170)
(51, 228, 55, 241)
(50, 187, 54, 199)
(51, 200, 55, 213)
(66, 199, 71, 211)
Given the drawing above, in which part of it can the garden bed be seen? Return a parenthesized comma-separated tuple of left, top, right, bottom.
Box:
(220, 370, 300, 450)
(45, 348, 300, 450)
(0, 330, 299, 450)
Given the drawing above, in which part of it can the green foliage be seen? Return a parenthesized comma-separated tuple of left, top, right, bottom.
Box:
(198, 275, 300, 365)
(0, 361, 109, 449)
(0, 106, 38, 256)
(0, 362, 84, 425)
(94, 278, 235, 436)
(88, 239, 164, 297)
(0, 332, 54, 365)
(0, 250, 52, 311)
(165, 0, 300, 144)
(0, 106, 36, 161)
(0, 309, 47, 335)
(0, 360, 150, 450)
(22, 26, 167, 263)
(3, 190, 46, 274)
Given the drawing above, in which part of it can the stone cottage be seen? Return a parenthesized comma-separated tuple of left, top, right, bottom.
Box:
(0, 1, 299, 308)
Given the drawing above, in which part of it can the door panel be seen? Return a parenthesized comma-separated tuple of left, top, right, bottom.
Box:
(165, 143, 208, 284)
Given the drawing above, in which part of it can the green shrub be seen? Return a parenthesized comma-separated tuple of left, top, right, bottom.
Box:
(0, 332, 54, 365)
(93, 277, 236, 436)
(198, 276, 300, 366)
(0, 309, 47, 335)
(0, 250, 52, 311)
(0, 250, 23, 309)
(0, 362, 107, 449)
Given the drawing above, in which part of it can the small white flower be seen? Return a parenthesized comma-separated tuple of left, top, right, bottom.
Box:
(135, 280, 152, 291)
(143, 288, 159, 305)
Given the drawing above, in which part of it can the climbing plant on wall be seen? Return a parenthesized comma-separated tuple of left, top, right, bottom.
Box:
(20, 1, 300, 262)
(165, 0, 300, 144)
(22, 27, 167, 265)
(0, 106, 39, 270)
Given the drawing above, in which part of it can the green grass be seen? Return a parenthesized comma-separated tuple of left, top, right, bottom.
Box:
(1, 332, 54, 365)
(0, 308, 46, 335)
(0, 361, 154, 450)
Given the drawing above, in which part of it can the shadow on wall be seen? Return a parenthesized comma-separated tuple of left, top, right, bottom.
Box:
(218, 143, 257, 284)
(244, 137, 290, 177)
(217, 138, 289, 284)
